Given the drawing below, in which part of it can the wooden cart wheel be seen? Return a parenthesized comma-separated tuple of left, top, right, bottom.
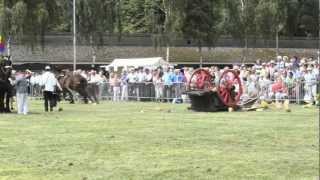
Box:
(217, 70, 243, 108)
(187, 69, 214, 91)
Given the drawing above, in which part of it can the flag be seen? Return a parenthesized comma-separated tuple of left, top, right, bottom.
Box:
(0, 36, 5, 53)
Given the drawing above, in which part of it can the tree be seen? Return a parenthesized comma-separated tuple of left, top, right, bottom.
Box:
(0, 0, 318, 55)
(121, 0, 152, 33)
(181, 0, 222, 67)
(255, 0, 287, 56)
(148, 0, 184, 62)
(285, 0, 318, 37)
(0, 0, 59, 49)
(223, 0, 259, 62)
(76, 0, 120, 46)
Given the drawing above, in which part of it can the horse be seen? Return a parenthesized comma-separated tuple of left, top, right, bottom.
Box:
(0, 58, 13, 113)
(58, 70, 95, 104)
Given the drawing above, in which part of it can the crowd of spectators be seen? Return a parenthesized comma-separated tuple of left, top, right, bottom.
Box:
(26, 55, 319, 105)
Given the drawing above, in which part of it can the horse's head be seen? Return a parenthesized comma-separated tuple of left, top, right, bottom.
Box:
(0, 63, 11, 81)
(0, 57, 12, 68)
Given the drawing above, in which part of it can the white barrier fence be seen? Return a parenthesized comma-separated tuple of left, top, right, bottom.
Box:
(29, 81, 320, 104)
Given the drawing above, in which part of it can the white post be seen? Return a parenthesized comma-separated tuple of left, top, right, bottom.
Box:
(73, 0, 77, 71)
(166, 46, 170, 62)
(92, 53, 96, 68)
(317, 50, 320, 65)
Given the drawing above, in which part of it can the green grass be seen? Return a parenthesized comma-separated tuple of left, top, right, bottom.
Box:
(0, 101, 318, 179)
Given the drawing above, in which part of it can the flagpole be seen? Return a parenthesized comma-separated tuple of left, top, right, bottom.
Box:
(73, 0, 77, 71)
(318, 0, 320, 65)
(7, 36, 10, 57)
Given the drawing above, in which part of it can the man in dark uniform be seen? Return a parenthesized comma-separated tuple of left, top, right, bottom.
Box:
(0, 55, 13, 112)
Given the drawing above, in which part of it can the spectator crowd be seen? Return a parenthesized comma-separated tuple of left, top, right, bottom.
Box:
(20, 55, 320, 106)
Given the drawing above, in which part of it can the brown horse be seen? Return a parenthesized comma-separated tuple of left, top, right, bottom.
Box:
(58, 71, 94, 104)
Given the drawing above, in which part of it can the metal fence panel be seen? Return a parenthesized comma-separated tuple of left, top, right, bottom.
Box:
(28, 80, 320, 104)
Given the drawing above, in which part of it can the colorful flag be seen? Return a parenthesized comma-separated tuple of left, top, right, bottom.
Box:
(0, 36, 5, 53)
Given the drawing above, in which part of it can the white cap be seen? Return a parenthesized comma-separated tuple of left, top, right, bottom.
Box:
(26, 69, 32, 74)
(277, 56, 282, 60)
(45, 65, 51, 70)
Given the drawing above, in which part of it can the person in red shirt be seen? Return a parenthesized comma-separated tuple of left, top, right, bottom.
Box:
(271, 77, 287, 102)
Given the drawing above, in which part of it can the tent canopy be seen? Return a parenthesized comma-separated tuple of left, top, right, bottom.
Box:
(108, 57, 170, 68)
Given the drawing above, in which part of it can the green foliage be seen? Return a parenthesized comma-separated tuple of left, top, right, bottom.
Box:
(76, 0, 112, 44)
(223, 0, 259, 41)
(0, 0, 318, 48)
(0, 0, 59, 47)
(11, 1, 27, 40)
(181, 0, 222, 49)
(121, 0, 151, 33)
(254, 0, 287, 39)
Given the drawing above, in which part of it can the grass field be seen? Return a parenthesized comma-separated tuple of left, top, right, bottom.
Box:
(0, 101, 319, 179)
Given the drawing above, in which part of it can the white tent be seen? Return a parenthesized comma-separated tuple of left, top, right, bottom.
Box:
(107, 57, 171, 69)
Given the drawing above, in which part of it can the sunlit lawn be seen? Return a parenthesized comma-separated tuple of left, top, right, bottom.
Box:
(0, 101, 318, 179)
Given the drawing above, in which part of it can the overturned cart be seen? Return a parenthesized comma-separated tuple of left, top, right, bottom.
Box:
(186, 69, 243, 112)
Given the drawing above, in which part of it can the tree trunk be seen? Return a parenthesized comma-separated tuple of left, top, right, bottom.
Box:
(276, 28, 279, 57)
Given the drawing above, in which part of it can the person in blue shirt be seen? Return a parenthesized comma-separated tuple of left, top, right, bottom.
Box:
(173, 69, 185, 103)
(162, 67, 175, 102)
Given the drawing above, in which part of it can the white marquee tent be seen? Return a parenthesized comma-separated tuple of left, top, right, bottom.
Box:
(105, 57, 171, 69)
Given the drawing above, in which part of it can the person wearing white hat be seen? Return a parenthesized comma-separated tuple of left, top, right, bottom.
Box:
(303, 66, 317, 104)
(127, 68, 138, 100)
(40, 66, 62, 112)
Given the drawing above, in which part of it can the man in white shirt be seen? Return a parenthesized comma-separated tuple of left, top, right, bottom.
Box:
(40, 66, 62, 112)
(304, 66, 317, 104)
(136, 68, 146, 101)
(144, 68, 153, 101)
(127, 68, 138, 100)
(88, 70, 101, 103)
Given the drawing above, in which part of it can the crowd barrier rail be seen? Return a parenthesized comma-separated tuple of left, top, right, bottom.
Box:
(28, 81, 320, 104)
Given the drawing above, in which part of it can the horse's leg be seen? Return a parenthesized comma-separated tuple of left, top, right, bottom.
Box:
(10, 97, 14, 110)
(0, 93, 4, 113)
(88, 88, 95, 104)
(82, 89, 89, 104)
(87, 87, 97, 104)
(66, 88, 75, 104)
(78, 88, 90, 104)
(63, 91, 67, 100)
(94, 85, 99, 104)
(4, 92, 11, 113)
